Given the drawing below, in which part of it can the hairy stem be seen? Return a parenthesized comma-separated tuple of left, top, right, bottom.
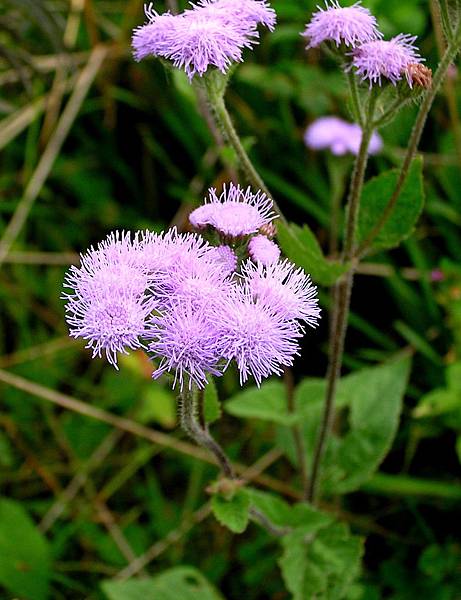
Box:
(180, 387, 235, 479)
(307, 94, 376, 504)
(356, 32, 461, 259)
(201, 76, 286, 223)
(346, 69, 364, 125)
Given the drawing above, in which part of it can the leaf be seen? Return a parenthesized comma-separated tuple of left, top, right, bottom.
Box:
(0, 498, 51, 600)
(101, 566, 224, 600)
(225, 380, 298, 426)
(211, 489, 250, 534)
(248, 488, 332, 532)
(279, 522, 363, 600)
(203, 378, 221, 424)
(358, 157, 424, 252)
(136, 385, 176, 429)
(280, 358, 411, 494)
(277, 221, 348, 286)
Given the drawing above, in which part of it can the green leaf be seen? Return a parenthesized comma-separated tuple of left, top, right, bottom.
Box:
(102, 566, 224, 600)
(280, 358, 411, 494)
(225, 380, 298, 426)
(248, 488, 332, 532)
(279, 522, 363, 600)
(0, 498, 51, 600)
(211, 489, 250, 534)
(358, 157, 424, 252)
(203, 378, 221, 424)
(135, 385, 176, 428)
(277, 221, 348, 286)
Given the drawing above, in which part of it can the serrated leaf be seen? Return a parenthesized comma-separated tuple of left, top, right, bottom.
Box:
(101, 566, 224, 600)
(279, 522, 363, 600)
(358, 157, 424, 252)
(224, 380, 298, 426)
(203, 379, 221, 424)
(0, 498, 51, 600)
(277, 221, 348, 286)
(211, 489, 250, 534)
(279, 358, 411, 495)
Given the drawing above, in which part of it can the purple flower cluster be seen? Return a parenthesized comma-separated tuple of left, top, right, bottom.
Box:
(304, 116, 382, 156)
(303, 1, 424, 88)
(63, 185, 320, 390)
(132, 0, 276, 80)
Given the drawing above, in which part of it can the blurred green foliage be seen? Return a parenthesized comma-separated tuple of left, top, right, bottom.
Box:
(1, 0, 461, 598)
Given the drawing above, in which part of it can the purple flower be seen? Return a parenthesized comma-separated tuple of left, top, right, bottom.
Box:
(242, 259, 321, 327)
(148, 300, 224, 390)
(248, 234, 281, 266)
(205, 245, 238, 275)
(216, 286, 302, 385)
(350, 34, 423, 87)
(304, 116, 382, 156)
(63, 232, 156, 368)
(302, 1, 381, 49)
(189, 183, 277, 238)
(132, 0, 274, 80)
(197, 0, 276, 31)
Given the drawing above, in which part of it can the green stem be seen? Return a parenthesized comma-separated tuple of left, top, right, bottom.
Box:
(438, 0, 455, 42)
(346, 69, 364, 126)
(307, 93, 377, 504)
(356, 32, 461, 259)
(201, 75, 286, 223)
(180, 387, 235, 479)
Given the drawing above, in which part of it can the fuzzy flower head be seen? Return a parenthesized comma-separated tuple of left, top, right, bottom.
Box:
(302, 1, 382, 49)
(63, 232, 156, 368)
(248, 235, 281, 266)
(148, 300, 224, 390)
(189, 183, 277, 238)
(304, 116, 382, 156)
(132, 1, 275, 80)
(242, 259, 321, 327)
(197, 0, 276, 31)
(217, 286, 302, 385)
(205, 245, 238, 275)
(351, 34, 423, 87)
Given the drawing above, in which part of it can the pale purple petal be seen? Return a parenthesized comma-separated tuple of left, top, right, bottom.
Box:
(248, 235, 281, 266)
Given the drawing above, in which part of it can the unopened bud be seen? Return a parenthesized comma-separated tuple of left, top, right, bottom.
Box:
(406, 63, 432, 89)
(259, 222, 277, 239)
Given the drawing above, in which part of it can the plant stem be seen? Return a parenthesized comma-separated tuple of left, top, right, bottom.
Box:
(180, 387, 235, 479)
(307, 94, 376, 504)
(355, 32, 461, 259)
(346, 69, 363, 125)
(201, 76, 286, 223)
(284, 369, 309, 499)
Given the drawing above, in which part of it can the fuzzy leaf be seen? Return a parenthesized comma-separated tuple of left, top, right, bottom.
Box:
(211, 489, 250, 534)
(279, 522, 363, 600)
(358, 157, 424, 252)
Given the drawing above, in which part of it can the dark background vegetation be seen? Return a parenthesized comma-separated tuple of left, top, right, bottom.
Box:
(1, 0, 461, 598)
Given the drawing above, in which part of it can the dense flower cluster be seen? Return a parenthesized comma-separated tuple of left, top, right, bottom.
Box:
(63, 185, 320, 390)
(132, 0, 276, 80)
(303, 1, 424, 88)
(304, 116, 382, 156)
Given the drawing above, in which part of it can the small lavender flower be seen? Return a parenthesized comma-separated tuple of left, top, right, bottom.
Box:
(302, 1, 381, 49)
(217, 286, 302, 385)
(248, 234, 281, 266)
(351, 34, 423, 87)
(189, 183, 277, 238)
(205, 245, 238, 274)
(132, 0, 273, 80)
(63, 232, 156, 368)
(148, 300, 224, 390)
(242, 259, 321, 326)
(197, 0, 276, 31)
(304, 116, 382, 156)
